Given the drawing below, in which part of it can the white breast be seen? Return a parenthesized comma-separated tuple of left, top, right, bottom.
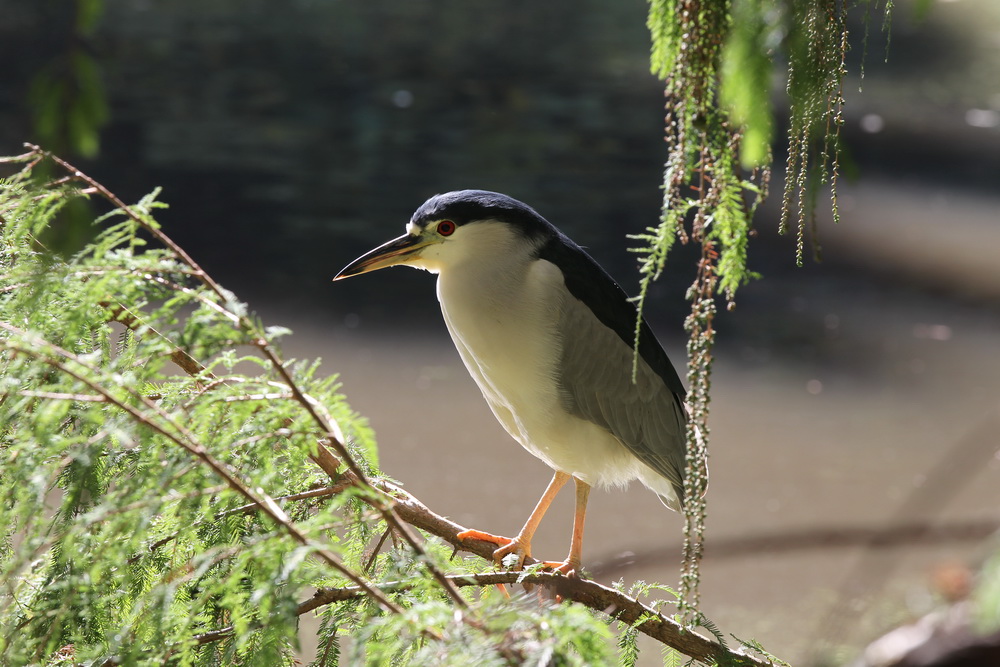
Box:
(433, 226, 635, 486)
(438, 254, 563, 443)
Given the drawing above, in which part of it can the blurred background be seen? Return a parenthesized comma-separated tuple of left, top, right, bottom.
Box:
(2, 0, 999, 663)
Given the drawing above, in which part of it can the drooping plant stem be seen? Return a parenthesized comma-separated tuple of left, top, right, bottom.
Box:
(643, 0, 870, 615)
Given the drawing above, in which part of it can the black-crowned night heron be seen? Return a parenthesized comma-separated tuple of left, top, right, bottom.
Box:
(335, 190, 689, 574)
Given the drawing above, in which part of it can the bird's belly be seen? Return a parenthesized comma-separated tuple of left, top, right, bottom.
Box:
(440, 268, 638, 487)
(446, 311, 560, 448)
(478, 376, 640, 487)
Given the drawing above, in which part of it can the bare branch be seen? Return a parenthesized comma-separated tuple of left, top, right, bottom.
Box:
(0, 149, 40, 163)
(103, 301, 213, 379)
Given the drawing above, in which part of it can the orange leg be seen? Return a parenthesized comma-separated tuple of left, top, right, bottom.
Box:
(540, 478, 590, 576)
(458, 471, 570, 568)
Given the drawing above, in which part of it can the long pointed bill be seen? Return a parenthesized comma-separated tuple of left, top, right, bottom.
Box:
(334, 233, 430, 280)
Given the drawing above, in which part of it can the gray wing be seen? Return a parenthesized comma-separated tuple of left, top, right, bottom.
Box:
(555, 292, 688, 506)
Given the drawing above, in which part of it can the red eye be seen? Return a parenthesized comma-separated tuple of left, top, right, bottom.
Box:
(437, 220, 456, 236)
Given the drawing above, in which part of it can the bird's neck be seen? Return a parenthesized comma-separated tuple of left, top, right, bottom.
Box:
(436, 250, 532, 309)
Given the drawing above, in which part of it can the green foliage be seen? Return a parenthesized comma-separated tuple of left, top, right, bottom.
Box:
(617, 622, 641, 667)
(642, 0, 890, 616)
(720, 0, 778, 168)
(1, 161, 336, 664)
(973, 547, 1000, 634)
(0, 151, 619, 665)
(781, 0, 858, 265)
(731, 636, 791, 667)
(350, 594, 614, 666)
(641, 1, 778, 615)
(28, 0, 109, 159)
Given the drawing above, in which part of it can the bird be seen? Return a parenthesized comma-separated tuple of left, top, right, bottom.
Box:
(334, 190, 691, 575)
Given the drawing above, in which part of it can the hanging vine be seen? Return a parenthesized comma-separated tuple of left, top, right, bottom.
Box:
(641, 0, 888, 617)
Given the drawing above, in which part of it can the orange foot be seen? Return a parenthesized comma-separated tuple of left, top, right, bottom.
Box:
(538, 560, 581, 578)
(457, 529, 531, 569)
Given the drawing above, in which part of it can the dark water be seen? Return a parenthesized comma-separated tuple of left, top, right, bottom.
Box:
(2, 0, 998, 306)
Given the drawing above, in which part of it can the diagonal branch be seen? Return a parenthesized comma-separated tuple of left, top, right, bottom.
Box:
(0, 322, 403, 615)
(192, 572, 775, 667)
(128, 484, 350, 565)
(9, 148, 779, 661)
(5, 316, 779, 664)
(103, 301, 213, 380)
(34, 144, 230, 302)
(25, 144, 469, 609)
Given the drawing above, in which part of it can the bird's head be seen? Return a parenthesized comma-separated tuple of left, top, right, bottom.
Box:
(334, 190, 553, 280)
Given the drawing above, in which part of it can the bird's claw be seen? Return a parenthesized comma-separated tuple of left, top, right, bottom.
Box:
(456, 529, 530, 569)
(493, 537, 530, 570)
(538, 559, 580, 578)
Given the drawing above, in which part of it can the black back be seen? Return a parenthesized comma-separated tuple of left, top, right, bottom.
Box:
(537, 234, 687, 399)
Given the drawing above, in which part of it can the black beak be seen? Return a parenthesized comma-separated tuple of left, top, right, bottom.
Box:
(334, 233, 429, 280)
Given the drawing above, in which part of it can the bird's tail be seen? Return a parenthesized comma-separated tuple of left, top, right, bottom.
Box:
(657, 489, 684, 512)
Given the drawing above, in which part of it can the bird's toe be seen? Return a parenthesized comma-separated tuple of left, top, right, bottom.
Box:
(457, 529, 532, 568)
(456, 528, 513, 548)
(493, 537, 531, 569)
(539, 559, 581, 578)
(457, 529, 522, 564)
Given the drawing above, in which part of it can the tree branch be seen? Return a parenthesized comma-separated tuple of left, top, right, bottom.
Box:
(103, 300, 214, 380)
(10, 147, 772, 661)
(128, 484, 349, 564)
(24, 144, 469, 610)
(0, 322, 403, 615)
(190, 572, 776, 667)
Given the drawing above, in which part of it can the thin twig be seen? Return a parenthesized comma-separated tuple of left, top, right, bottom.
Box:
(220, 392, 295, 402)
(11, 390, 107, 402)
(0, 322, 402, 615)
(103, 301, 212, 380)
(364, 528, 394, 574)
(27, 145, 469, 609)
(32, 144, 230, 302)
(193, 572, 775, 667)
(0, 150, 39, 163)
(129, 484, 350, 564)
